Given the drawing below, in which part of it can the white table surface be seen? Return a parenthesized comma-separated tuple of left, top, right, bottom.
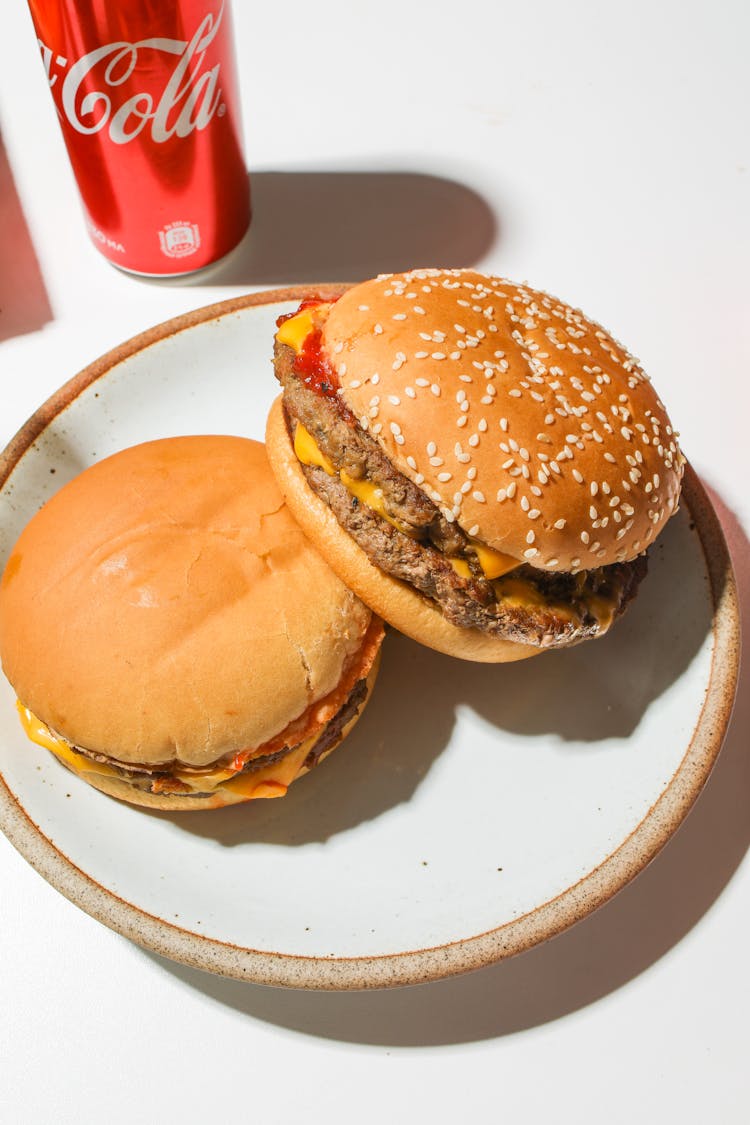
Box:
(1, 2, 748, 1122)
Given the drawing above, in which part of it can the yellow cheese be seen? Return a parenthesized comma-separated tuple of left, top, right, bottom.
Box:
(17, 703, 120, 779)
(276, 309, 315, 353)
(294, 422, 335, 475)
(339, 471, 420, 538)
(221, 738, 315, 799)
(492, 577, 619, 635)
(293, 424, 518, 571)
(586, 594, 616, 632)
(16, 704, 317, 800)
(449, 557, 472, 579)
(493, 576, 550, 609)
(275, 304, 333, 354)
(468, 540, 518, 580)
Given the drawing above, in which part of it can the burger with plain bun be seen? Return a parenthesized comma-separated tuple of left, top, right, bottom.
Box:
(0, 436, 383, 809)
(266, 268, 684, 662)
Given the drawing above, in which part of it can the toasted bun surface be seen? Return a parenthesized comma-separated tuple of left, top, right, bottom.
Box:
(266, 398, 537, 663)
(0, 436, 375, 770)
(321, 269, 683, 572)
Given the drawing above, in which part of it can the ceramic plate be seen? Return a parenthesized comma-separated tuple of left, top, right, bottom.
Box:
(0, 289, 740, 990)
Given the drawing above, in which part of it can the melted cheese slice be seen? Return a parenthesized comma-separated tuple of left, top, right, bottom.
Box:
(295, 424, 519, 570)
(276, 309, 316, 352)
(16, 703, 320, 800)
(294, 421, 335, 475)
(275, 305, 333, 353)
(468, 541, 518, 579)
(492, 577, 619, 634)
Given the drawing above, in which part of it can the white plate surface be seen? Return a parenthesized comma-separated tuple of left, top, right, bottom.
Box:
(0, 290, 739, 989)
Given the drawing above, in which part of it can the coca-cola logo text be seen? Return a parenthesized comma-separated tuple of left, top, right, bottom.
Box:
(38, 5, 226, 145)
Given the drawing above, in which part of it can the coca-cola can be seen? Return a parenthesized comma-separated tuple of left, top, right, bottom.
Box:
(26, 0, 251, 276)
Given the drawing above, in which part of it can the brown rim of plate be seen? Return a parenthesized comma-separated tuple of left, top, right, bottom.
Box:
(0, 288, 741, 991)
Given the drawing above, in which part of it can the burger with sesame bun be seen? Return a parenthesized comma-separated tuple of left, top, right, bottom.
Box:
(0, 436, 384, 809)
(265, 268, 684, 663)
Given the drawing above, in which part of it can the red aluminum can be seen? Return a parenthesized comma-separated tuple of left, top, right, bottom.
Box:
(26, 1, 250, 276)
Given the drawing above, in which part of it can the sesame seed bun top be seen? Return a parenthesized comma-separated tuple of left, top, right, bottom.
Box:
(322, 268, 683, 572)
(0, 436, 374, 769)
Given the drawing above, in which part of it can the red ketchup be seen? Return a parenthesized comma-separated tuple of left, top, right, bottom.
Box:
(276, 296, 342, 399)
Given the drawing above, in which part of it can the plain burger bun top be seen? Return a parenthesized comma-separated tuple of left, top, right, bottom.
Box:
(0, 436, 373, 769)
(322, 268, 684, 572)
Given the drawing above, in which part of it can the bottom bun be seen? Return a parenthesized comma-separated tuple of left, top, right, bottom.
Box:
(55, 657, 380, 812)
(265, 397, 538, 664)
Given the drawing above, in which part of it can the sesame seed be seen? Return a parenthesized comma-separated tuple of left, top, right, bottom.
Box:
(468, 524, 480, 537)
(437, 471, 452, 482)
(392, 313, 406, 321)
(415, 351, 429, 359)
(405, 386, 416, 399)
(554, 518, 566, 529)
(371, 373, 380, 385)
(526, 530, 535, 544)
(388, 395, 400, 406)
(506, 482, 517, 499)
(373, 324, 383, 335)
(390, 422, 401, 436)
(415, 377, 430, 387)
(572, 469, 584, 483)
(394, 435, 405, 445)
(429, 456, 443, 466)
(432, 352, 446, 360)
(473, 490, 486, 503)
(431, 384, 441, 396)
(524, 547, 539, 559)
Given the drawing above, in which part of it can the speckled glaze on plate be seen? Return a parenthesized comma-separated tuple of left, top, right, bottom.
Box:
(0, 289, 740, 990)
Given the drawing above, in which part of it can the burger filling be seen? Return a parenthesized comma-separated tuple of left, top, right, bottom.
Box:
(274, 301, 647, 648)
(17, 616, 383, 800)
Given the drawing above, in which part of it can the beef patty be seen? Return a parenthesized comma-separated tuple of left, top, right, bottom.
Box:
(275, 337, 647, 648)
(63, 675, 370, 797)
